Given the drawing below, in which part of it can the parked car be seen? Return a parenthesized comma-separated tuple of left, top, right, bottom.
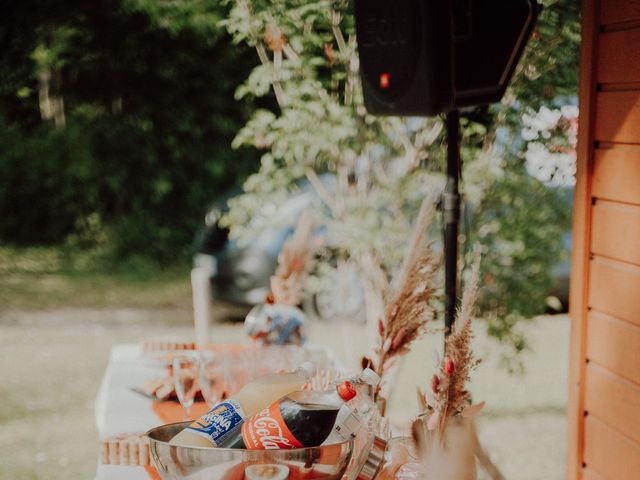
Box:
(194, 191, 301, 307)
(195, 184, 571, 320)
(193, 179, 366, 322)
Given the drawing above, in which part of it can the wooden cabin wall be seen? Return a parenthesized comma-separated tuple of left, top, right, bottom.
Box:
(567, 1, 640, 479)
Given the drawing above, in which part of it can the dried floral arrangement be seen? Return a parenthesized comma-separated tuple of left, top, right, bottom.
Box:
(418, 254, 484, 435)
(386, 255, 508, 480)
(269, 211, 318, 306)
(361, 198, 440, 414)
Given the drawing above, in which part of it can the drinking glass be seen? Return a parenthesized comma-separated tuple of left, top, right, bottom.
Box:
(172, 352, 199, 419)
(198, 350, 226, 408)
(224, 348, 252, 395)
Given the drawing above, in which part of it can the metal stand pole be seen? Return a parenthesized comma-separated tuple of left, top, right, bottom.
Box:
(443, 109, 461, 335)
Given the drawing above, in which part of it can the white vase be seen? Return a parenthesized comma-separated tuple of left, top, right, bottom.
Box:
(422, 416, 477, 480)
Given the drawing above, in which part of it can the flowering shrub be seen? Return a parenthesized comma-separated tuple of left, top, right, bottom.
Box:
(523, 105, 578, 187)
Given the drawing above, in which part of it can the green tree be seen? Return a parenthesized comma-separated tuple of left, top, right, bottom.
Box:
(0, 0, 258, 265)
(221, 0, 578, 357)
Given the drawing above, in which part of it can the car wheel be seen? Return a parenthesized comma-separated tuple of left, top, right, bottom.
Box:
(302, 264, 366, 323)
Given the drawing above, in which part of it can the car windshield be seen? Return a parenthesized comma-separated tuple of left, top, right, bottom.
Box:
(219, 176, 333, 257)
(252, 227, 294, 257)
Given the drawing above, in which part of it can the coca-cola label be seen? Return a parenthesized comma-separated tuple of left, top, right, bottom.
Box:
(185, 399, 246, 446)
(240, 401, 303, 450)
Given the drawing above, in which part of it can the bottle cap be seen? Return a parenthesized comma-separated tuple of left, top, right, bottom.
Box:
(299, 361, 316, 379)
(359, 368, 381, 387)
(337, 381, 357, 401)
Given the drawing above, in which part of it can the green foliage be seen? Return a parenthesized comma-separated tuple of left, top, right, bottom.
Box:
(123, 0, 225, 37)
(0, 0, 258, 266)
(221, 0, 446, 277)
(466, 164, 571, 347)
(0, 120, 94, 244)
(221, 0, 578, 357)
(511, 0, 581, 108)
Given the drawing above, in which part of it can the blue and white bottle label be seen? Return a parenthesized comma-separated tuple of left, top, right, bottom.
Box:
(185, 399, 247, 445)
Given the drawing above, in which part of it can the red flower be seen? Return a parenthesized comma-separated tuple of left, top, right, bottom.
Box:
(431, 375, 441, 393)
(290, 258, 304, 273)
(444, 358, 455, 376)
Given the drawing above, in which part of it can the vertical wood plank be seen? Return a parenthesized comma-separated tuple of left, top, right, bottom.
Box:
(586, 311, 640, 385)
(591, 201, 640, 266)
(592, 146, 640, 205)
(595, 91, 640, 144)
(600, 0, 640, 26)
(584, 416, 640, 479)
(598, 30, 640, 84)
(581, 467, 607, 480)
(585, 362, 640, 444)
(588, 257, 640, 327)
(567, 0, 599, 478)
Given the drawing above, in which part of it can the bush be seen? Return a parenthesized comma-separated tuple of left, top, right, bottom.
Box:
(0, 0, 259, 266)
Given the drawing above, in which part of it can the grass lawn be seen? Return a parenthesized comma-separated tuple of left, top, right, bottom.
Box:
(0, 246, 193, 311)
(0, 313, 568, 480)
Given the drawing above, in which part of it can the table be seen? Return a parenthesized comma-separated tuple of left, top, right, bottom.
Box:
(95, 345, 211, 479)
(96, 345, 162, 438)
(95, 344, 171, 480)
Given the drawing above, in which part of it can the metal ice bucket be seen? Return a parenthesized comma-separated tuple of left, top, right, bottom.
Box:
(147, 422, 354, 480)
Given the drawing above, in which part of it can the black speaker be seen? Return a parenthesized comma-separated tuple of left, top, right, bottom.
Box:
(355, 0, 541, 116)
(354, 0, 453, 116)
(453, 0, 540, 108)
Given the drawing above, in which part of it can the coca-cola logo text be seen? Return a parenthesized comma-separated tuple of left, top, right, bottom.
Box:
(252, 410, 294, 449)
(241, 404, 302, 450)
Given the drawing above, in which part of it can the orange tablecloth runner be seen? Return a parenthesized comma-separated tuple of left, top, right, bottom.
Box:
(152, 400, 210, 425)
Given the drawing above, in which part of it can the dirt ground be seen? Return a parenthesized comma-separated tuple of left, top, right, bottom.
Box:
(0, 308, 568, 480)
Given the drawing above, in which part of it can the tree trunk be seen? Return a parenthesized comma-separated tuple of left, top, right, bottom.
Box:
(38, 68, 65, 128)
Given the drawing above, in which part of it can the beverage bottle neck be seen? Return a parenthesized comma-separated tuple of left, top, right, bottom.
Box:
(288, 380, 356, 407)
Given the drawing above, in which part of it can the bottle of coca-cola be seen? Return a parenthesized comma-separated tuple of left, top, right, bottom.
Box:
(217, 381, 357, 450)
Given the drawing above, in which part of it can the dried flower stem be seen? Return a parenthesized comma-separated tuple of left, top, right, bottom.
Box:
(426, 253, 482, 435)
(364, 198, 439, 413)
(270, 211, 318, 305)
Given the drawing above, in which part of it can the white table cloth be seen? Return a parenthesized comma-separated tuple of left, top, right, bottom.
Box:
(95, 344, 168, 480)
(95, 344, 168, 438)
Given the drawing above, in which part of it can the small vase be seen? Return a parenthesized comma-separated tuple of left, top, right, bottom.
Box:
(421, 415, 477, 480)
(374, 437, 417, 480)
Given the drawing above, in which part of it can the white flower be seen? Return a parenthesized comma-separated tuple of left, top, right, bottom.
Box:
(536, 106, 563, 130)
(525, 142, 576, 187)
(521, 127, 538, 141)
(560, 105, 579, 119)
